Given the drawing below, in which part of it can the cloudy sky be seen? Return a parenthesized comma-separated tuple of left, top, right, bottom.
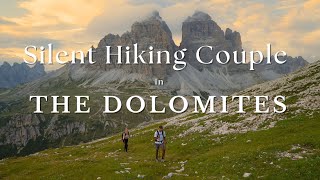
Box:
(0, 0, 319, 70)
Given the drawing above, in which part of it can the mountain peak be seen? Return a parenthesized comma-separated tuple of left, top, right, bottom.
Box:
(150, 10, 161, 19)
(142, 10, 163, 22)
(32, 61, 45, 72)
(0, 61, 46, 88)
(181, 11, 225, 45)
(185, 11, 212, 22)
(1, 61, 11, 68)
(131, 11, 173, 40)
(225, 28, 242, 52)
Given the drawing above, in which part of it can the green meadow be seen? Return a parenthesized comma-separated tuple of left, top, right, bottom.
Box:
(1, 112, 319, 179)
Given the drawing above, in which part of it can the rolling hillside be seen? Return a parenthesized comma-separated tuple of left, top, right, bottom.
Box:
(0, 61, 319, 179)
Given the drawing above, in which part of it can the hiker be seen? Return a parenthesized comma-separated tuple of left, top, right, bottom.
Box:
(122, 128, 130, 152)
(154, 125, 166, 161)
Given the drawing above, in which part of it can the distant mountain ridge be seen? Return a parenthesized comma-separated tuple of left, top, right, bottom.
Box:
(0, 61, 46, 88)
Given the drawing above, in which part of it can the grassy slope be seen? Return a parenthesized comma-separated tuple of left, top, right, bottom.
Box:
(0, 111, 319, 179)
(0, 78, 176, 157)
(1, 62, 319, 178)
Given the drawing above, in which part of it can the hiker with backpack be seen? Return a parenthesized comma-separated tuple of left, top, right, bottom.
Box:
(154, 125, 166, 162)
(122, 128, 130, 152)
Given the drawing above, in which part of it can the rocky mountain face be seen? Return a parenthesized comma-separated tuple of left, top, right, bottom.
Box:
(0, 61, 46, 88)
(91, 11, 177, 78)
(66, 11, 308, 96)
(169, 11, 247, 95)
(259, 56, 309, 75)
(0, 114, 87, 158)
(180, 11, 240, 69)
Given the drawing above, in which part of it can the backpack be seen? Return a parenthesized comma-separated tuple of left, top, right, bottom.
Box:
(155, 130, 166, 143)
(122, 131, 129, 140)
